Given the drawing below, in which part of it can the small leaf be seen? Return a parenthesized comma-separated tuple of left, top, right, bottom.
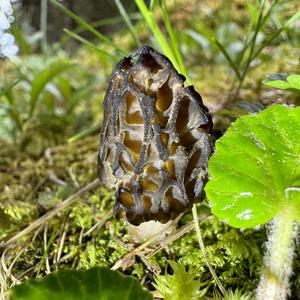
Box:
(9, 267, 153, 300)
(264, 73, 300, 93)
(30, 61, 73, 117)
(154, 261, 207, 300)
(205, 105, 300, 228)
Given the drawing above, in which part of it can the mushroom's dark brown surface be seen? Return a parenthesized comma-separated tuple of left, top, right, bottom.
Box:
(98, 46, 212, 226)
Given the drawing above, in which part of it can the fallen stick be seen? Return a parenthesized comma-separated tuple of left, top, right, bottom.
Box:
(111, 209, 211, 271)
(1, 179, 100, 249)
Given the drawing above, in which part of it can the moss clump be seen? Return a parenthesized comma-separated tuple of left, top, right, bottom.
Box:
(150, 213, 264, 295)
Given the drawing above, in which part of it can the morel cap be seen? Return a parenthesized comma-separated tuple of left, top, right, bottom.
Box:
(98, 46, 212, 226)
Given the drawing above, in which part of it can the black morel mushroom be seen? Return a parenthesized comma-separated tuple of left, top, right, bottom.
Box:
(98, 46, 212, 226)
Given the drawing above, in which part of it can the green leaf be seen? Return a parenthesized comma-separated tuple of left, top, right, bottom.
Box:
(264, 74, 300, 94)
(205, 105, 300, 228)
(30, 61, 73, 117)
(9, 267, 153, 300)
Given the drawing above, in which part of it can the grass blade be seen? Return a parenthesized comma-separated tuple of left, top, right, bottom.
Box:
(149, 0, 159, 11)
(1, 80, 23, 133)
(284, 10, 300, 27)
(50, 0, 127, 56)
(239, 0, 266, 81)
(160, 1, 188, 79)
(0, 79, 20, 98)
(72, 14, 141, 35)
(212, 38, 242, 81)
(2, 91, 23, 132)
(29, 61, 74, 118)
(40, 0, 48, 52)
(135, 0, 180, 74)
(114, 0, 140, 46)
(261, 0, 280, 27)
(11, 26, 32, 55)
(187, 29, 242, 80)
(252, 10, 300, 62)
(63, 29, 120, 61)
(68, 123, 101, 143)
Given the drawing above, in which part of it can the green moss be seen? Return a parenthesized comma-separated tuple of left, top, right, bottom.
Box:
(79, 244, 98, 268)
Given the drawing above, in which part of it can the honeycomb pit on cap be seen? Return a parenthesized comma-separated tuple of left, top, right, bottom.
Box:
(98, 46, 212, 226)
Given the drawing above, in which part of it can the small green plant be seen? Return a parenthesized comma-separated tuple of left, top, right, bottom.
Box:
(0, 54, 100, 155)
(49, 0, 127, 59)
(0, 57, 72, 138)
(264, 73, 300, 94)
(9, 267, 153, 300)
(206, 105, 300, 300)
(50, 0, 189, 83)
(134, 0, 188, 82)
(154, 261, 207, 300)
(187, 1, 300, 94)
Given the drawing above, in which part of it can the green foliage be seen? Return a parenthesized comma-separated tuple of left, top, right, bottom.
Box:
(264, 73, 300, 94)
(52, 0, 189, 81)
(10, 26, 32, 55)
(114, 0, 140, 46)
(9, 267, 153, 300)
(206, 105, 300, 228)
(187, 1, 300, 92)
(154, 261, 207, 300)
(49, 0, 127, 58)
(29, 60, 74, 117)
(135, 0, 189, 81)
(0, 54, 101, 155)
(174, 215, 263, 293)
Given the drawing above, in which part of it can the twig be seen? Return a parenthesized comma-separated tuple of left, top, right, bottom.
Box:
(192, 205, 226, 296)
(146, 208, 211, 258)
(68, 167, 80, 189)
(1, 250, 20, 285)
(8, 228, 43, 283)
(111, 216, 181, 271)
(43, 224, 51, 274)
(76, 228, 85, 270)
(0, 291, 8, 300)
(48, 170, 67, 186)
(0, 258, 7, 299)
(8, 228, 42, 276)
(16, 264, 39, 280)
(111, 225, 172, 270)
(83, 208, 113, 237)
(111, 233, 161, 273)
(1, 179, 100, 249)
(36, 226, 57, 276)
(44, 148, 54, 166)
(0, 232, 36, 298)
(53, 213, 69, 266)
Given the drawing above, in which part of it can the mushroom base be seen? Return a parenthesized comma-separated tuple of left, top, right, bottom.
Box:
(127, 220, 175, 243)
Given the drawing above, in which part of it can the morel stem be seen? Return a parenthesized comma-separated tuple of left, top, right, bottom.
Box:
(256, 206, 298, 300)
